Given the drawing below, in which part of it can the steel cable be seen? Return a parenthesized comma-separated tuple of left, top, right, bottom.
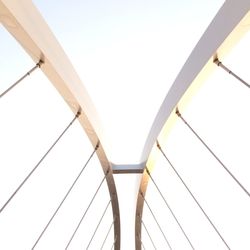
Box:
(65, 174, 107, 249)
(0, 60, 43, 98)
(157, 141, 230, 249)
(0, 111, 80, 214)
(176, 108, 250, 199)
(32, 142, 98, 249)
(146, 167, 195, 249)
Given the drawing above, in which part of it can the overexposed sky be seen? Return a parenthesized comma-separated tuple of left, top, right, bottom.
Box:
(33, 0, 224, 165)
(2, 1, 250, 250)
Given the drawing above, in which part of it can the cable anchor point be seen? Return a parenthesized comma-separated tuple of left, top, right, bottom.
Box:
(156, 140, 161, 150)
(175, 107, 181, 117)
(76, 110, 81, 118)
(37, 59, 44, 68)
(213, 57, 221, 66)
(95, 140, 100, 151)
(145, 167, 151, 176)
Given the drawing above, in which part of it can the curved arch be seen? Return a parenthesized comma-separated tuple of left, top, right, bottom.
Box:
(0, 1, 120, 249)
(141, 0, 250, 164)
(136, 1, 250, 249)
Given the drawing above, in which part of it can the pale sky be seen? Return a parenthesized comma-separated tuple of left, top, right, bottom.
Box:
(1, 1, 250, 250)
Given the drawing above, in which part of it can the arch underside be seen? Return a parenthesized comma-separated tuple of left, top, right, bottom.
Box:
(1, 0, 250, 249)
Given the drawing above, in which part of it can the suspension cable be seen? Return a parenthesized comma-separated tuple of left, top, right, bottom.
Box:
(141, 219, 157, 250)
(157, 141, 230, 249)
(0, 60, 43, 98)
(0, 111, 80, 214)
(110, 234, 117, 250)
(146, 167, 194, 249)
(137, 234, 146, 250)
(65, 173, 107, 249)
(140, 191, 172, 250)
(100, 218, 115, 250)
(176, 108, 250, 198)
(32, 143, 98, 249)
(214, 58, 250, 88)
(141, 240, 146, 250)
(86, 199, 111, 249)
